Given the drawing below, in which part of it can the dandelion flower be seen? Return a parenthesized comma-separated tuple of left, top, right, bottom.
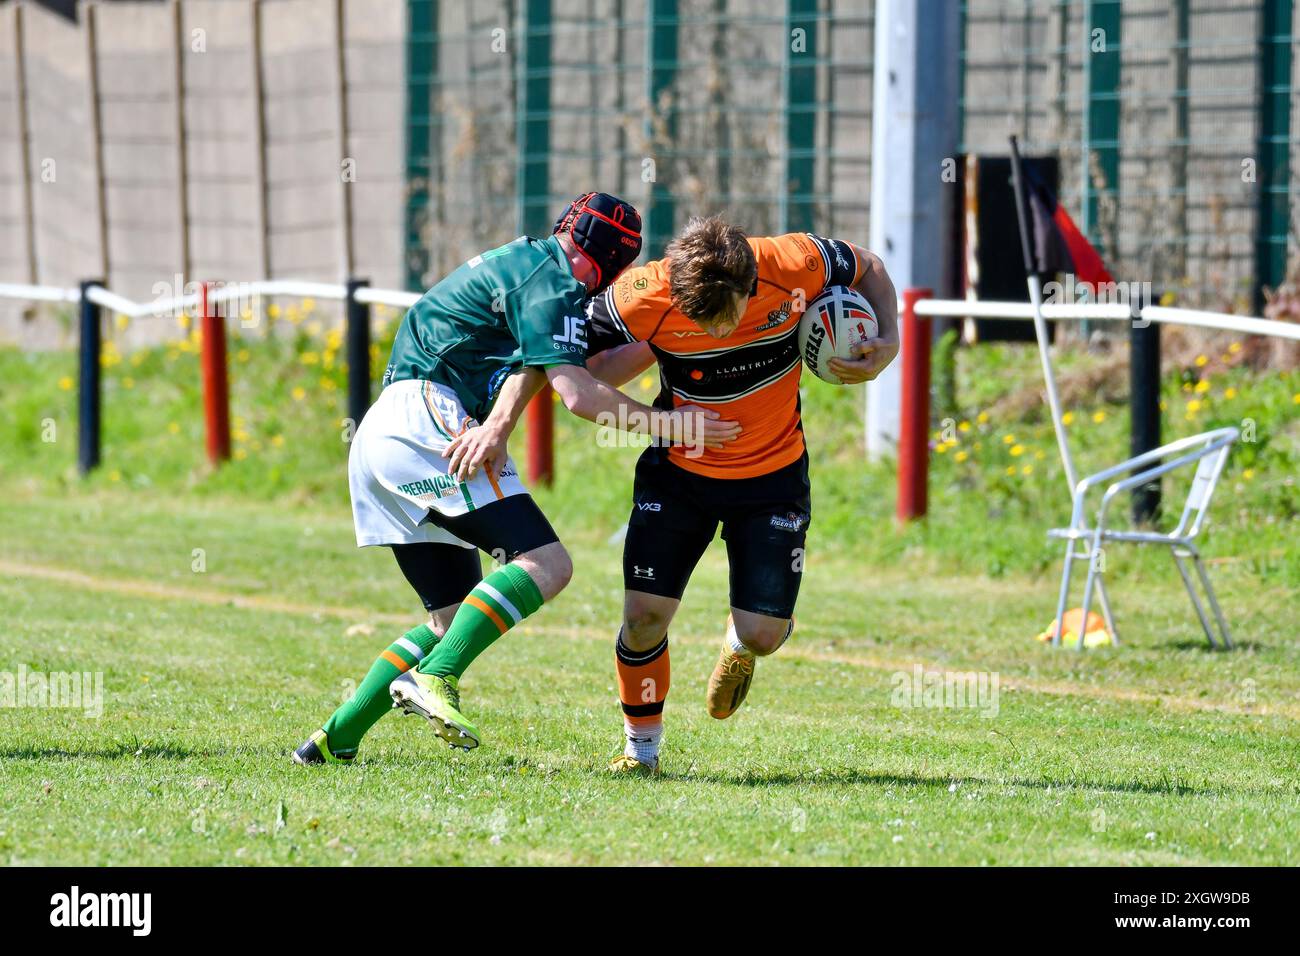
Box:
(954, 450, 968, 463)
(292, 386, 306, 402)
(1061, 411, 1075, 426)
(1010, 444, 1025, 457)
(1002, 434, 1016, 445)
(1194, 355, 1208, 368)
(977, 411, 990, 424)
(1092, 410, 1106, 424)
(58, 376, 73, 391)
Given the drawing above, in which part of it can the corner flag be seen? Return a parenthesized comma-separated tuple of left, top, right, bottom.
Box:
(1021, 162, 1114, 288)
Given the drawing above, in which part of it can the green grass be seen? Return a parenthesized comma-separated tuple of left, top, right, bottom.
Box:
(1, 311, 1298, 865)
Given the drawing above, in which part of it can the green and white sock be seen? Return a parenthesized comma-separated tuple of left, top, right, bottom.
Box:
(416, 563, 544, 680)
(322, 623, 439, 755)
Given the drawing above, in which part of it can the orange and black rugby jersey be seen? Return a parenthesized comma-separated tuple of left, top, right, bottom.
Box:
(587, 233, 865, 479)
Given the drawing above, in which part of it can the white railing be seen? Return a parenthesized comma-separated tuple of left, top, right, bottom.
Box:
(4, 281, 1300, 343)
(911, 297, 1300, 342)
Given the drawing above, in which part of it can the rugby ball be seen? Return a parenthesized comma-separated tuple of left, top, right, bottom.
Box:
(797, 286, 878, 384)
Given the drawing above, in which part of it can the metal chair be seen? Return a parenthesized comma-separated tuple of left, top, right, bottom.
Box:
(1047, 426, 1238, 650)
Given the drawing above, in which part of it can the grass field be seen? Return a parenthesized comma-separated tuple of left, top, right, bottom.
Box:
(1, 312, 1298, 865)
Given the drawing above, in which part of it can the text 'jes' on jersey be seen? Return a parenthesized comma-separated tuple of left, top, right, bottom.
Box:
(586, 233, 864, 479)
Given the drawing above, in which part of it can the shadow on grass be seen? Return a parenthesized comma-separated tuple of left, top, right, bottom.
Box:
(1163, 639, 1264, 653)
(673, 767, 1215, 797)
(0, 741, 209, 761)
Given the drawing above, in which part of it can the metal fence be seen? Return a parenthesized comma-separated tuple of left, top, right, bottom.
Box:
(0, 0, 1296, 345)
(403, 0, 873, 288)
(962, 0, 1297, 312)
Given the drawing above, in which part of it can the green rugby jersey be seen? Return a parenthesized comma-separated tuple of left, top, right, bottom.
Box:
(383, 235, 590, 420)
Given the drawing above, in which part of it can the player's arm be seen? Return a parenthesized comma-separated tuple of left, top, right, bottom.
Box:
(830, 245, 900, 385)
(443, 367, 545, 480)
(586, 340, 656, 387)
(545, 364, 739, 450)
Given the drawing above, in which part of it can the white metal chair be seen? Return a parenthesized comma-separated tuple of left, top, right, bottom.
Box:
(1047, 427, 1238, 650)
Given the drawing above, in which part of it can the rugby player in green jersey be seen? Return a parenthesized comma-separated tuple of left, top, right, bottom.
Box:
(293, 193, 737, 763)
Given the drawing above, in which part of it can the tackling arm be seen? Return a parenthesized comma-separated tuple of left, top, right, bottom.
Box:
(442, 367, 545, 480)
(545, 364, 740, 449)
(585, 340, 656, 387)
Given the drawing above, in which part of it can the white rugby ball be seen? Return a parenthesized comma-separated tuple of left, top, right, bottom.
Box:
(797, 285, 878, 384)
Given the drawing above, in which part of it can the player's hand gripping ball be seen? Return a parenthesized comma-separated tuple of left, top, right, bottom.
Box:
(797, 285, 879, 384)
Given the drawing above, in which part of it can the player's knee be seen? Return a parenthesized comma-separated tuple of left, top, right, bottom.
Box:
(735, 616, 791, 656)
(514, 541, 572, 601)
(623, 600, 671, 649)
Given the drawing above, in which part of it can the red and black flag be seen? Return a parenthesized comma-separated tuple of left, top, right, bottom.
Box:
(1020, 158, 1114, 287)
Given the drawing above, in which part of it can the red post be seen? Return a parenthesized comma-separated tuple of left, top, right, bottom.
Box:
(896, 287, 932, 523)
(525, 384, 554, 486)
(199, 281, 231, 465)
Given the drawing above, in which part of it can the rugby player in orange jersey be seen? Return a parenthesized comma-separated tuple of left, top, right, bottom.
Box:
(584, 216, 900, 774)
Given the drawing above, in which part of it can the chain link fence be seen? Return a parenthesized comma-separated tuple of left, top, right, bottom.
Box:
(962, 0, 1296, 312)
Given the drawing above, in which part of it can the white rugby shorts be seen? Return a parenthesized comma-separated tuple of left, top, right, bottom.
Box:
(349, 379, 528, 548)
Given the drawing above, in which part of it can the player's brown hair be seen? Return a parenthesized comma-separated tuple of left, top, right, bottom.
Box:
(666, 216, 757, 325)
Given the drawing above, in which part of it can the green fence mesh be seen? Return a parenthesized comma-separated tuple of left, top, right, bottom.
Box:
(403, 0, 1295, 310)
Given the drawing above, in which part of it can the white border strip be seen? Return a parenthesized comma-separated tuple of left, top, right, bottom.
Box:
(912, 297, 1300, 341)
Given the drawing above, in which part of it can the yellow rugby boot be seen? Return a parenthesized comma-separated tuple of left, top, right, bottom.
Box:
(706, 646, 755, 719)
(607, 753, 660, 777)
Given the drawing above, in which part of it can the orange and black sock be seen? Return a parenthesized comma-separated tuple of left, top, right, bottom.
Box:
(615, 630, 670, 766)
